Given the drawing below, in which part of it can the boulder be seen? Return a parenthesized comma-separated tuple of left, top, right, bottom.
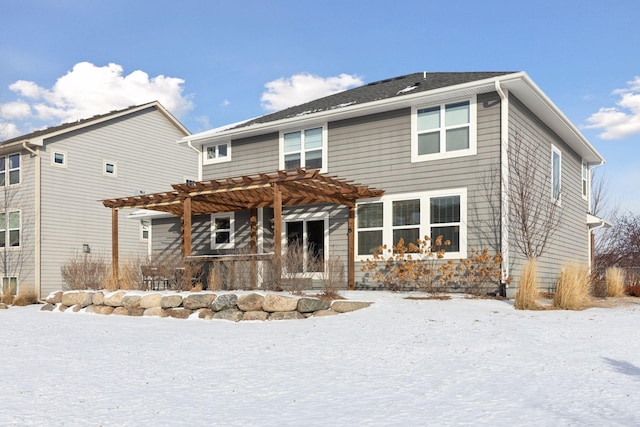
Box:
(160, 295, 183, 308)
(129, 307, 145, 317)
(46, 291, 63, 304)
(122, 295, 142, 310)
(104, 291, 127, 307)
(241, 310, 269, 321)
(183, 293, 216, 310)
(211, 294, 238, 311)
(197, 308, 215, 320)
(313, 309, 339, 317)
(297, 297, 330, 313)
(269, 311, 306, 321)
(143, 307, 167, 317)
(71, 304, 83, 313)
(140, 293, 162, 309)
(62, 292, 93, 308)
(98, 306, 115, 315)
(84, 305, 98, 314)
(40, 303, 56, 311)
(113, 307, 129, 315)
(262, 294, 298, 312)
(92, 292, 105, 306)
(330, 301, 373, 313)
(165, 308, 193, 319)
(237, 293, 264, 311)
(213, 308, 243, 322)
(58, 305, 68, 312)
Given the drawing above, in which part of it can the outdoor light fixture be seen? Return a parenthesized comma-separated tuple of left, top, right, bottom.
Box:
(83, 244, 90, 254)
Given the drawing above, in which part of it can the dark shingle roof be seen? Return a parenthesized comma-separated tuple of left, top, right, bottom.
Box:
(236, 72, 515, 128)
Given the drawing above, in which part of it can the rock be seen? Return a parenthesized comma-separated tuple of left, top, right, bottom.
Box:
(140, 293, 162, 309)
(143, 307, 167, 317)
(297, 297, 330, 313)
(183, 293, 216, 310)
(92, 292, 105, 306)
(0, 303, 8, 309)
(62, 291, 93, 308)
(129, 307, 145, 317)
(113, 307, 129, 315)
(122, 295, 141, 310)
(165, 308, 193, 319)
(104, 291, 127, 307)
(40, 303, 56, 311)
(197, 308, 215, 320)
(72, 304, 83, 313)
(213, 308, 243, 322)
(262, 294, 298, 312)
(98, 306, 115, 315)
(161, 295, 183, 308)
(269, 311, 306, 320)
(211, 294, 238, 311)
(331, 301, 372, 313)
(46, 291, 63, 304)
(85, 305, 98, 314)
(313, 309, 339, 317)
(58, 305, 68, 312)
(237, 293, 265, 311)
(241, 310, 269, 321)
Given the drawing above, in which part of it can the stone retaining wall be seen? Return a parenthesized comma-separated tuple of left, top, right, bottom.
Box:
(41, 291, 373, 322)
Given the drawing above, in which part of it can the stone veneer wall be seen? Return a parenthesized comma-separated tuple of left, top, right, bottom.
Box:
(41, 291, 373, 322)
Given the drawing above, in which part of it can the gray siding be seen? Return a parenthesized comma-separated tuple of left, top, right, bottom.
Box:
(202, 132, 279, 179)
(508, 96, 590, 290)
(39, 107, 196, 296)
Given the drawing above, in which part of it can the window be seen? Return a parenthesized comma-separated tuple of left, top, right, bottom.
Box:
(2, 277, 17, 299)
(280, 126, 326, 171)
(103, 161, 117, 177)
(140, 219, 150, 241)
(356, 189, 466, 259)
(0, 153, 21, 186)
(412, 97, 477, 162)
(551, 145, 561, 201)
(204, 142, 231, 165)
(285, 218, 326, 273)
(0, 211, 21, 248)
(211, 212, 234, 249)
(582, 161, 588, 199)
(52, 151, 67, 167)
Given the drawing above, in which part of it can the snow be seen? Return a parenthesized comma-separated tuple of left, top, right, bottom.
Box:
(1, 292, 639, 426)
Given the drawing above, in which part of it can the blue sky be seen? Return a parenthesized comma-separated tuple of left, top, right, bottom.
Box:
(1, 0, 639, 213)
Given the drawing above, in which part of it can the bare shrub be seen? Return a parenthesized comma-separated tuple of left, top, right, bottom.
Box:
(605, 267, 626, 298)
(61, 252, 109, 290)
(12, 288, 38, 306)
(210, 248, 258, 290)
(456, 248, 508, 296)
(281, 240, 316, 293)
(627, 285, 640, 297)
(553, 263, 592, 310)
(320, 254, 345, 298)
(118, 256, 146, 290)
(514, 258, 542, 310)
(166, 259, 204, 291)
(1, 292, 13, 305)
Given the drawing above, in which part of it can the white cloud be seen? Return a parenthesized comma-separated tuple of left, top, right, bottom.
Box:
(2, 62, 193, 138)
(586, 76, 640, 139)
(261, 72, 363, 112)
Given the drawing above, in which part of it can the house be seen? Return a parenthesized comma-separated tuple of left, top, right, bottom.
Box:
(0, 101, 196, 299)
(103, 72, 605, 295)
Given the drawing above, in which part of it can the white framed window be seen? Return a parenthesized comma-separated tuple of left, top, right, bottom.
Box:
(0, 153, 21, 186)
(0, 210, 21, 248)
(411, 96, 477, 162)
(203, 142, 231, 165)
(280, 126, 327, 172)
(211, 212, 234, 249)
(51, 151, 67, 168)
(103, 161, 117, 177)
(140, 219, 150, 241)
(282, 212, 329, 276)
(551, 145, 562, 202)
(582, 160, 588, 200)
(356, 189, 467, 260)
(2, 276, 17, 299)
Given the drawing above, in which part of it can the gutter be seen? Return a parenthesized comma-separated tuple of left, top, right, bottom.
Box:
(495, 81, 510, 283)
(22, 142, 41, 299)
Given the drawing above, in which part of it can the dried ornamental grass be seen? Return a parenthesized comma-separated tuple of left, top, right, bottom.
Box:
(605, 267, 626, 298)
(553, 263, 592, 310)
(514, 258, 542, 310)
(12, 288, 38, 306)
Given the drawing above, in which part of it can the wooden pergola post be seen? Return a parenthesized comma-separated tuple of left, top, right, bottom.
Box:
(273, 183, 282, 256)
(250, 208, 258, 286)
(182, 197, 192, 257)
(348, 205, 355, 290)
(111, 207, 119, 281)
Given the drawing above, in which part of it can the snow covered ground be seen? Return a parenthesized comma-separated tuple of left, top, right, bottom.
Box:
(1, 292, 639, 426)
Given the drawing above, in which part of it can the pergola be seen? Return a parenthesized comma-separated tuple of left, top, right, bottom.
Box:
(102, 168, 384, 289)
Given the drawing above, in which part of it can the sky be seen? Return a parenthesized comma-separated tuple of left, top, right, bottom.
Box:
(1, 0, 639, 212)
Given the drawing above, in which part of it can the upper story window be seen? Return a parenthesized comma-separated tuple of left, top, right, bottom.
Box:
(551, 145, 562, 202)
(211, 212, 234, 249)
(140, 219, 150, 241)
(582, 161, 588, 199)
(411, 97, 477, 162)
(204, 142, 231, 165)
(280, 126, 326, 172)
(0, 210, 21, 248)
(52, 151, 67, 168)
(103, 161, 117, 177)
(0, 153, 21, 186)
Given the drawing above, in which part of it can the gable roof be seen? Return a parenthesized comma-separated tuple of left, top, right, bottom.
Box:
(1, 101, 190, 147)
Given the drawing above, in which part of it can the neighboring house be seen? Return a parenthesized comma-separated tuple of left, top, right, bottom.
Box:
(104, 72, 605, 295)
(0, 101, 195, 299)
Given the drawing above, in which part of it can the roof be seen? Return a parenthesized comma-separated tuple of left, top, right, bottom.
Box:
(1, 101, 190, 147)
(102, 168, 384, 216)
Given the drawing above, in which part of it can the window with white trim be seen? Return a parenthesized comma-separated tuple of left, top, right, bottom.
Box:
(140, 219, 150, 241)
(0, 210, 21, 248)
(103, 161, 117, 177)
(280, 126, 326, 171)
(211, 212, 234, 249)
(356, 189, 466, 259)
(0, 153, 21, 186)
(52, 151, 67, 167)
(411, 97, 477, 162)
(582, 161, 588, 199)
(204, 142, 231, 165)
(2, 276, 17, 298)
(551, 145, 561, 201)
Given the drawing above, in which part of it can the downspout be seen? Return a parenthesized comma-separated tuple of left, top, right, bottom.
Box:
(495, 81, 510, 287)
(22, 142, 41, 299)
(186, 140, 202, 181)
